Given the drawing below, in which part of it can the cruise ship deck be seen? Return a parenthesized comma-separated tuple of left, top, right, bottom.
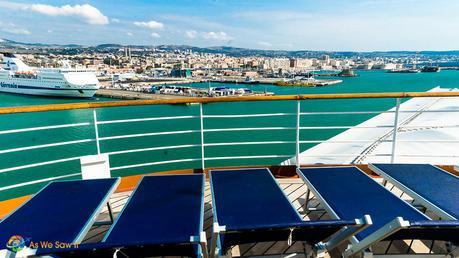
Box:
(1, 92, 459, 258)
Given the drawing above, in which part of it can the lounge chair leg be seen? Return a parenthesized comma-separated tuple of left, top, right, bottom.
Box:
(319, 215, 372, 252)
(362, 250, 373, 258)
(304, 189, 311, 211)
(200, 232, 209, 258)
(447, 243, 459, 258)
(304, 243, 317, 258)
(210, 223, 226, 258)
(107, 202, 114, 223)
(191, 232, 209, 258)
(343, 217, 408, 258)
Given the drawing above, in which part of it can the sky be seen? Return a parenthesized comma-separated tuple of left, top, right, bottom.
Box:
(0, 0, 458, 51)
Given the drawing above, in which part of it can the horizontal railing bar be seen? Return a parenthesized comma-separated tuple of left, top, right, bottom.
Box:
(299, 140, 392, 144)
(204, 155, 292, 161)
(204, 141, 296, 147)
(0, 139, 95, 155)
(296, 125, 459, 130)
(300, 111, 394, 115)
(300, 125, 393, 130)
(99, 130, 200, 141)
(0, 157, 81, 174)
(302, 154, 459, 157)
(106, 144, 201, 156)
(396, 139, 459, 142)
(204, 127, 296, 132)
(97, 115, 198, 125)
(0, 172, 81, 192)
(398, 110, 459, 113)
(2, 91, 459, 115)
(203, 113, 296, 118)
(299, 110, 459, 116)
(0, 122, 91, 135)
(302, 154, 392, 157)
(399, 124, 459, 129)
(110, 158, 201, 171)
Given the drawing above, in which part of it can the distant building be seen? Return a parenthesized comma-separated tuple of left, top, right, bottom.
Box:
(113, 73, 136, 82)
(290, 58, 313, 69)
(170, 68, 192, 78)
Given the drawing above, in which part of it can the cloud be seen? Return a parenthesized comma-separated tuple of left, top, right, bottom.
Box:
(202, 31, 232, 41)
(47, 29, 53, 33)
(0, 22, 31, 35)
(126, 32, 133, 37)
(0, 2, 109, 25)
(26, 4, 109, 25)
(185, 30, 197, 39)
(150, 32, 161, 38)
(111, 18, 120, 23)
(134, 20, 164, 30)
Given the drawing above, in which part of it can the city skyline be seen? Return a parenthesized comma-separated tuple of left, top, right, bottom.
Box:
(0, 0, 458, 51)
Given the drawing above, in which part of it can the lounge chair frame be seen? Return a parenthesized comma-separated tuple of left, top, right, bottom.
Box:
(1, 178, 120, 258)
(102, 174, 208, 258)
(297, 166, 459, 258)
(210, 168, 369, 258)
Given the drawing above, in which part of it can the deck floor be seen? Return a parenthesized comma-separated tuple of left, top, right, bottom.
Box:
(82, 178, 449, 257)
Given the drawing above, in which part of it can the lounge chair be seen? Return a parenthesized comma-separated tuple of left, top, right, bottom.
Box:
(369, 163, 459, 220)
(36, 174, 208, 258)
(297, 166, 459, 257)
(209, 168, 369, 258)
(0, 178, 120, 257)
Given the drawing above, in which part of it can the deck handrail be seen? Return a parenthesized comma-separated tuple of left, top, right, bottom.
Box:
(2, 91, 459, 114)
(2, 91, 459, 199)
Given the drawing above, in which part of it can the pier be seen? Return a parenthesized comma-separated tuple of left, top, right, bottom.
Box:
(95, 89, 198, 100)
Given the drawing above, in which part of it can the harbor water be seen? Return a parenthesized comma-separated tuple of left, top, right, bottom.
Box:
(0, 70, 458, 201)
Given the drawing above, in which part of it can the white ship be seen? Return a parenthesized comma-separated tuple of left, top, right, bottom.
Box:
(0, 53, 99, 98)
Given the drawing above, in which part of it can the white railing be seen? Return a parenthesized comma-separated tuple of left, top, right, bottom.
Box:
(1, 94, 459, 195)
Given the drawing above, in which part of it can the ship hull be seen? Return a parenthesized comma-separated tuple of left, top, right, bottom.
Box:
(0, 85, 97, 98)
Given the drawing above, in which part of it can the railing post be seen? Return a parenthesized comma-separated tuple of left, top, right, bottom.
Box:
(93, 109, 101, 155)
(199, 103, 205, 171)
(390, 98, 401, 163)
(296, 100, 301, 168)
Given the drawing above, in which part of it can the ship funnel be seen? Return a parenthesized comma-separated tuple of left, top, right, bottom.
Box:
(1, 54, 33, 72)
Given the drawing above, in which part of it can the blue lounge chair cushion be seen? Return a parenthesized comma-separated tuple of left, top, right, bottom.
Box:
(103, 174, 204, 247)
(210, 168, 304, 229)
(36, 174, 205, 257)
(211, 168, 355, 252)
(299, 167, 436, 240)
(371, 164, 459, 219)
(0, 178, 118, 249)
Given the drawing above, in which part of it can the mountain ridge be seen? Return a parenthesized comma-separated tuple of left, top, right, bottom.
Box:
(2, 38, 459, 57)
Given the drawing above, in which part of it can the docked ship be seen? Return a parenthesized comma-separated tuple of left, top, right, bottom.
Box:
(387, 68, 420, 73)
(0, 53, 99, 98)
(421, 65, 441, 72)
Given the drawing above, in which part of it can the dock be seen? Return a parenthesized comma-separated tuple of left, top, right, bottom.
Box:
(95, 89, 197, 100)
(95, 88, 273, 100)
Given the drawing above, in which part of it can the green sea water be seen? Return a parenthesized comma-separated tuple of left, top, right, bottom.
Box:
(0, 70, 457, 201)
